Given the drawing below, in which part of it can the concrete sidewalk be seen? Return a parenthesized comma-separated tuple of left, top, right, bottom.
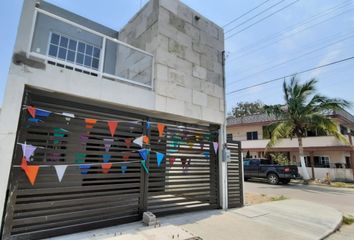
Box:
(50, 199, 342, 240)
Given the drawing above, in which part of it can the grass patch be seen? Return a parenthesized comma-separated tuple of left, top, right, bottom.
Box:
(343, 215, 354, 225)
(270, 195, 288, 201)
(331, 182, 354, 188)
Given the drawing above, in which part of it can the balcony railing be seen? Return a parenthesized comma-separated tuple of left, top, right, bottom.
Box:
(28, 8, 154, 89)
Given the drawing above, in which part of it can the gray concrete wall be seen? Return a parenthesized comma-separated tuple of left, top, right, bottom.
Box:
(120, 0, 225, 124)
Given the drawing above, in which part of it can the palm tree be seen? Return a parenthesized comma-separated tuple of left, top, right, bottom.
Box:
(264, 77, 351, 180)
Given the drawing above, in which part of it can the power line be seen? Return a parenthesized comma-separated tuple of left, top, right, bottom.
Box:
(226, 0, 300, 40)
(226, 56, 354, 95)
(226, 0, 352, 62)
(227, 33, 354, 86)
(226, 2, 353, 61)
(223, 0, 272, 28)
(225, 0, 285, 34)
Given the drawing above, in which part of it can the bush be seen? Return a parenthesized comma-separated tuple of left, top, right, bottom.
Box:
(343, 215, 354, 225)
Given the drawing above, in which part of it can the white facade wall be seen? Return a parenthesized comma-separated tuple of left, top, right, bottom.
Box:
(0, 0, 227, 225)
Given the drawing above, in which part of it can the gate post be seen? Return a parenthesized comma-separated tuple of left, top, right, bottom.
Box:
(139, 118, 150, 215)
(218, 124, 228, 209)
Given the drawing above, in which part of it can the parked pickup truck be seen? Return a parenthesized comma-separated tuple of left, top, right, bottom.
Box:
(243, 158, 300, 184)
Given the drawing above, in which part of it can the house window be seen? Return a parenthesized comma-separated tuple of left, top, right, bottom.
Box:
(246, 131, 258, 140)
(48, 33, 100, 70)
(313, 156, 330, 168)
(340, 125, 348, 135)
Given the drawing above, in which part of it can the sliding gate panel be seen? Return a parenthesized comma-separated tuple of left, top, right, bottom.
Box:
(227, 140, 243, 208)
(2, 88, 221, 239)
(147, 122, 219, 215)
(2, 90, 145, 239)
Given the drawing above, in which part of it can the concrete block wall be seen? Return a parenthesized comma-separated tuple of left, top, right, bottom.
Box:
(120, 0, 225, 124)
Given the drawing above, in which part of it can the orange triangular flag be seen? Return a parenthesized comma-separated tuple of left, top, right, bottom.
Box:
(101, 163, 113, 174)
(143, 135, 149, 144)
(24, 165, 40, 186)
(85, 118, 97, 129)
(108, 121, 118, 137)
(157, 123, 165, 137)
(125, 138, 133, 148)
(27, 106, 36, 118)
(20, 157, 28, 171)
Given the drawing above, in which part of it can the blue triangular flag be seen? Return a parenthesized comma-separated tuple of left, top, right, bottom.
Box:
(121, 164, 128, 174)
(28, 118, 42, 123)
(36, 109, 51, 117)
(103, 154, 111, 163)
(203, 152, 210, 158)
(138, 149, 149, 161)
(80, 164, 91, 174)
(156, 152, 165, 167)
(146, 121, 151, 130)
(141, 160, 149, 174)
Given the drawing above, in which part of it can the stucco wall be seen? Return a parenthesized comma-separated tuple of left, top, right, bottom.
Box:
(227, 125, 264, 141)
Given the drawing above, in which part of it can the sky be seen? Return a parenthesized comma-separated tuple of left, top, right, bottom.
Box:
(0, 0, 353, 114)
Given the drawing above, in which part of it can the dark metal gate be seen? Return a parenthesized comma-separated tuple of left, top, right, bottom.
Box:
(1, 88, 220, 239)
(226, 140, 243, 208)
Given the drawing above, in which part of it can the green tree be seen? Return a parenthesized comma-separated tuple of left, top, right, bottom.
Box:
(232, 101, 265, 117)
(264, 77, 350, 180)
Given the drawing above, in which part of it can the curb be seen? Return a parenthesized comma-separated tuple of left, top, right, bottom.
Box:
(320, 214, 343, 240)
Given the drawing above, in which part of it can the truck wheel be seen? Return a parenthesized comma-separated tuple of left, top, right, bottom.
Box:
(281, 179, 290, 184)
(267, 173, 279, 185)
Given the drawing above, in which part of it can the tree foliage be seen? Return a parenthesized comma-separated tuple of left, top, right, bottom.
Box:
(264, 77, 351, 148)
(232, 101, 266, 117)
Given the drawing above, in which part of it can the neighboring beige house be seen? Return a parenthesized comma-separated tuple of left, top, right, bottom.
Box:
(227, 110, 354, 182)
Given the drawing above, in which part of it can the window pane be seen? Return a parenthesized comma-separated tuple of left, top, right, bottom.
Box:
(58, 47, 67, 60)
(48, 44, 58, 57)
(92, 58, 99, 69)
(84, 55, 92, 67)
(60, 36, 68, 48)
(51, 33, 60, 45)
(67, 50, 75, 62)
(85, 45, 93, 55)
(69, 40, 77, 51)
(78, 42, 85, 53)
(93, 47, 100, 58)
(76, 53, 84, 64)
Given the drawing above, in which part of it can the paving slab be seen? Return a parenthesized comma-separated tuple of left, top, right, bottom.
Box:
(50, 199, 342, 240)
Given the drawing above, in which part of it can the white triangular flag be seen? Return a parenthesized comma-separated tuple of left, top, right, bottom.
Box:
(213, 142, 219, 154)
(133, 136, 143, 147)
(54, 165, 68, 182)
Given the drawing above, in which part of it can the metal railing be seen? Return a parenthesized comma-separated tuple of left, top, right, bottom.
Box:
(28, 8, 154, 89)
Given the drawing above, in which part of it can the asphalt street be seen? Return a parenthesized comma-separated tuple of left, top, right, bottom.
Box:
(244, 180, 354, 215)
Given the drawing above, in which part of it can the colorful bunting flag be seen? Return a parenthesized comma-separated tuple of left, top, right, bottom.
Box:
(85, 118, 97, 129)
(125, 138, 133, 148)
(21, 143, 37, 162)
(188, 142, 194, 149)
(133, 136, 144, 147)
(24, 165, 40, 186)
(104, 138, 114, 152)
(28, 118, 42, 123)
(141, 160, 149, 174)
(146, 121, 151, 130)
(101, 163, 112, 174)
(138, 149, 149, 161)
(27, 106, 36, 118)
(156, 152, 165, 167)
(62, 112, 75, 124)
(79, 164, 91, 174)
(108, 121, 118, 137)
(181, 158, 187, 168)
(143, 135, 149, 145)
(20, 157, 28, 171)
(54, 165, 67, 182)
(122, 152, 131, 161)
(75, 153, 86, 164)
(121, 164, 128, 174)
(53, 128, 67, 144)
(213, 142, 219, 154)
(157, 123, 166, 137)
(36, 109, 51, 117)
(203, 152, 210, 158)
(103, 153, 111, 163)
(169, 157, 176, 167)
(80, 134, 89, 146)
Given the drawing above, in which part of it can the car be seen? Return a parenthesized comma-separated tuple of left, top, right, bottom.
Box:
(243, 158, 300, 184)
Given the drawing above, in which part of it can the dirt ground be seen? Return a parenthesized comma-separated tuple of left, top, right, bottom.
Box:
(245, 192, 286, 205)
